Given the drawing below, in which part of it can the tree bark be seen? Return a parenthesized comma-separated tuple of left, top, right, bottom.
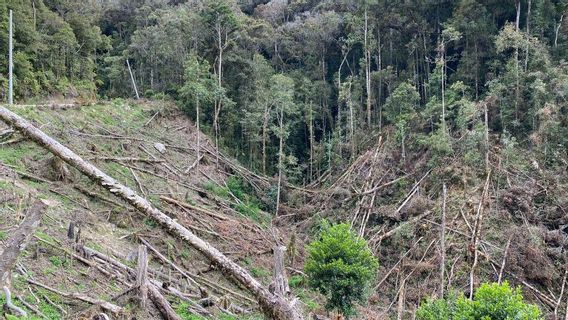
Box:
(271, 246, 290, 297)
(0, 200, 45, 287)
(364, 8, 372, 127)
(524, 0, 532, 71)
(126, 59, 140, 100)
(276, 106, 284, 215)
(0, 200, 45, 318)
(0, 106, 304, 320)
(440, 184, 447, 297)
(136, 245, 149, 309)
(148, 284, 182, 320)
(555, 14, 564, 48)
(262, 105, 270, 175)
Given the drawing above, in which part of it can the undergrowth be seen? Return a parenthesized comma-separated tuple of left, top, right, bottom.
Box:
(204, 176, 269, 224)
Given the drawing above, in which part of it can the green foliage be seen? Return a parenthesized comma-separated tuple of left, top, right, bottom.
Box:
(417, 282, 543, 320)
(174, 301, 207, 320)
(204, 177, 268, 223)
(289, 274, 305, 288)
(305, 223, 378, 317)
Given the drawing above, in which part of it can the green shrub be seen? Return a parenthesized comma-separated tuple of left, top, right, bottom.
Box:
(417, 282, 543, 320)
(305, 223, 379, 318)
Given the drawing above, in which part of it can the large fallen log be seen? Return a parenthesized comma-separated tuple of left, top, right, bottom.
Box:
(0, 200, 46, 317)
(0, 105, 303, 320)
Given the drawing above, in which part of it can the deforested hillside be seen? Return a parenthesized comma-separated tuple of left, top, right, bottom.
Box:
(1, 0, 568, 319)
(0, 101, 299, 319)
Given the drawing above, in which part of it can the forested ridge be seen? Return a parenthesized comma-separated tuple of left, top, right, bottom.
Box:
(1, 0, 568, 319)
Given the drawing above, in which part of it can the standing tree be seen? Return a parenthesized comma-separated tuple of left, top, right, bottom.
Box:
(200, 0, 240, 157)
(240, 54, 274, 173)
(305, 223, 378, 318)
(179, 54, 218, 171)
(270, 74, 298, 215)
(383, 81, 420, 162)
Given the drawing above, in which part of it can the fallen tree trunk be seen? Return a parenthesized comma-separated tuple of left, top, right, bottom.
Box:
(148, 284, 182, 320)
(0, 106, 303, 320)
(0, 200, 46, 317)
(0, 200, 45, 287)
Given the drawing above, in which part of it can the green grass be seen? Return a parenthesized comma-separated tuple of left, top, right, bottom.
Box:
(0, 288, 63, 320)
(289, 275, 305, 288)
(0, 230, 7, 241)
(203, 177, 269, 223)
(48, 256, 69, 268)
(0, 143, 40, 169)
(250, 266, 271, 279)
(296, 288, 319, 312)
(174, 301, 207, 320)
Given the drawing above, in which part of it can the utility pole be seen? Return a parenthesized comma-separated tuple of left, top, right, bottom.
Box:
(8, 10, 13, 105)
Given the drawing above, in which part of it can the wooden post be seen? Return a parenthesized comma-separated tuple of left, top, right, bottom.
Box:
(126, 59, 140, 100)
(8, 10, 13, 105)
(136, 245, 149, 309)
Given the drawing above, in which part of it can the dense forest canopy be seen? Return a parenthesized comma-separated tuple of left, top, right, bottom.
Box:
(1, 0, 567, 181)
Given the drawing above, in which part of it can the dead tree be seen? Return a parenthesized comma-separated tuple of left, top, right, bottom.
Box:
(0, 106, 303, 320)
(271, 246, 290, 297)
(136, 245, 149, 309)
(0, 200, 46, 317)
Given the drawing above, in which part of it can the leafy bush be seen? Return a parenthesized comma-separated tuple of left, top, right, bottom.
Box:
(417, 282, 543, 320)
(305, 223, 379, 318)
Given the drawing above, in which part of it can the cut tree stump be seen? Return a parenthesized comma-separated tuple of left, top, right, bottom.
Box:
(136, 245, 149, 309)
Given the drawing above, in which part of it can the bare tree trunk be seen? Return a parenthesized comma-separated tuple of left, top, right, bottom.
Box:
(262, 106, 270, 175)
(364, 8, 372, 127)
(515, 0, 521, 31)
(214, 24, 224, 168)
(348, 80, 355, 158)
(440, 43, 446, 133)
(524, 0, 532, 71)
(484, 102, 490, 173)
(555, 14, 564, 48)
(8, 10, 13, 106)
(470, 172, 491, 299)
(276, 107, 284, 215)
(440, 184, 447, 297)
(196, 98, 200, 171)
(126, 59, 140, 100)
(514, 0, 521, 122)
(136, 245, 149, 309)
(0, 200, 45, 287)
(377, 27, 382, 131)
(0, 200, 46, 318)
(271, 246, 290, 297)
(0, 106, 303, 320)
(498, 236, 512, 285)
(148, 284, 182, 320)
(309, 103, 314, 181)
(397, 279, 405, 320)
